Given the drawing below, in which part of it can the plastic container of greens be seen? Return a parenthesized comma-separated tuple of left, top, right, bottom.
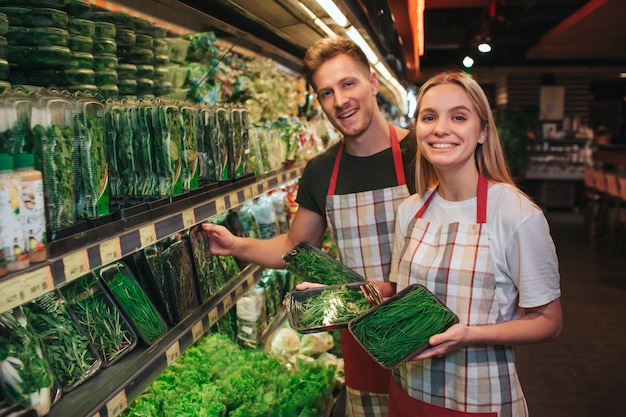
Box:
(68, 18, 94, 37)
(61, 68, 94, 85)
(161, 238, 200, 324)
(116, 63, 137, 79)
(94, 69, 117, 85)
(282, 241, 365, 285)
(89, 11, 133, 29)
(93, 53, 117, 71)
(124, 46, 153, 65)
(348, 284, 460, 369)
(136, 64, 154, 79)
(0, 13, 7, 35)
(65, 0, 92, 18)
(115, 29, 136, 48)
(6, 26, 69, 47)
(98, 84, 118, 99)
(135, 34, 153, 49)
(154, 66, 169, 82)
(286, 281, 383, 334)
(8, 45, 71, 67)
(68, 34, 93, 53)
(22, 291, 102, 393)
(99, 261, 168, 345)
(118, 78, 137, 95)
(61, 273, 138, 367)
(93, 21, 115, 39)
(0, 36, 6, 59)
(187, 224, 228, 303)
(0, 7, 69, 28)
(92, 36, 116, 54)
(69, 51, 93, 69)
(0, 59, 7, 80)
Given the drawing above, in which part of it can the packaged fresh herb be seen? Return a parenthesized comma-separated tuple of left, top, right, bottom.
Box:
(68, 18, 95, 37)
(180, 105, 198, 191)
(6, 26, 69, 47)
(31, 91, 76, 231)
(286, 282, 382, 334)
(187, 225, 227, 303)
(130, 244, 174, 325)
(161, 237, 199, 324)
(73, 95, 108, 219)
(61, 273, 138, 367)
(282, 241, 365, 285)
(99, 261, 168, 345)
(349, 284, 459, 369)
(216, 106, 230, 181)
(0, 7, 69, 29)
(22, 291, 101, 393)
(152, 103, 183, 196)
(131, 101, 158, 196)
(0, 89, 34, 155)
(0, 307, 55, 416)
(8, 45, 71, 68)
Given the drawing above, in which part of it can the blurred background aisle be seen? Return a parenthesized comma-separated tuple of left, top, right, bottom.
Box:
(515, 210, 626, 417)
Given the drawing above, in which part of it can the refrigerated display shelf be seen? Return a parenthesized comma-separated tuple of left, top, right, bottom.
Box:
(46, 265, 265, 417)
(0, 164, 304, 315)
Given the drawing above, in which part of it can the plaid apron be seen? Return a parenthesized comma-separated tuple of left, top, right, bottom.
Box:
(326, 124, 410, 417)
(388, 175, 527, 417)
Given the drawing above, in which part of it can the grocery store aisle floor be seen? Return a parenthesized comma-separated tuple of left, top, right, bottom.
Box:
(515, 209, 626, 417)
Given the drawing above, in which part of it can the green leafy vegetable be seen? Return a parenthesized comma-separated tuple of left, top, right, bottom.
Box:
(349, 284, 459, 368)
(283, 242, 363, 285)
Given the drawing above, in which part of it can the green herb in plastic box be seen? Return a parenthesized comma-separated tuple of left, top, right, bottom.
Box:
(68, 18, 94, 37)
(0, 6, 68, 28)
(69, 51, 93, 69)
(93, 21, 115, 38)
(7, 26, 69, 47)
(93, 53, 117, 71)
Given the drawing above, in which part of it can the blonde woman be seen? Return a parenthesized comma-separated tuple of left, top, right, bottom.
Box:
(379, 71, 562, 417)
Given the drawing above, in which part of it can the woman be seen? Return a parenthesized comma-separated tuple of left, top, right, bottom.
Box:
(382, 71, 562, 417)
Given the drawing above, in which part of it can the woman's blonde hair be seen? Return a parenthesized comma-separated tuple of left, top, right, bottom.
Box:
(414, 70, 515, 195)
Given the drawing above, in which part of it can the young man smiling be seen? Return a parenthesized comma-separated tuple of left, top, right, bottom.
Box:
(203, 37, 416, 417)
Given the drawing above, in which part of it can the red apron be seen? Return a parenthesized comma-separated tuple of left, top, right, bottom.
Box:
(388, 176, 526, 417)
(326, 124, 410, 415)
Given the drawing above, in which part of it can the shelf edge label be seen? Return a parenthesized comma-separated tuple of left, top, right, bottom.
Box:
(106, 390, 127, 417)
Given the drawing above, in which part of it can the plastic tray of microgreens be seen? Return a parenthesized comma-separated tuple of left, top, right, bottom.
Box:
(22, 290, 102, 393)
(61, 272, 138, 367)
(161, 237, 200, 324)
(98, 261, 169, 345)
(285, 281, 383, 334)
(282, 241, 365, 285)
(348, 284, 459, 369)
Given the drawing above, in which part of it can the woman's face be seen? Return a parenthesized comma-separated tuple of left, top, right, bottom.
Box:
(312, 53, 378, 139)
(415, 83, 486, 176)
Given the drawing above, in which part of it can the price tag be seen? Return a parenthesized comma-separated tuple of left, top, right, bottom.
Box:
(139, 225, 156, 247)
(208, 307, 218, 326)
(182, 209, 195, 229)
(235, 285, 244, 300)
(191, 321, 204, 343)
(106, 390, 127, 417)
(223, 294, 233, 311)
(23, 267, 54, 298)
(244, 186, 253, 201)
(247, 274, 255, 288)
(166, 341, 181, 366)
(63, 250, 89, 282)
(215, 198, 226, 213)
(229, 192, 239, 206)
(99, 238, 121, 265)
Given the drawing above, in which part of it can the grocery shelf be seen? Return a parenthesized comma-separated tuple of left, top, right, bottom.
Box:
(0, 163, 304, 315)
(46, 265, 265, 417)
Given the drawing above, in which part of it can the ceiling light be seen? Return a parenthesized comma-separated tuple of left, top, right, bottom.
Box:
(298, 2, 337, 38)
(462, 56, 475, 68)
(345, 26, 379, 64)
(314, 0, 348, 27)
(478, 42, 492, 53)
(375, 61, 392, 81)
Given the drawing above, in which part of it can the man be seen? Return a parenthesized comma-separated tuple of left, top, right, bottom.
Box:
(203, 37, 416, 417)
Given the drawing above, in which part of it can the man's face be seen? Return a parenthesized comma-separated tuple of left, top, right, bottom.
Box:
(312, 54, 378, 139)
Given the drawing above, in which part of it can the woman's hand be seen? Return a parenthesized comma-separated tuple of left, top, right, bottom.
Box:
(410, 323, 469, 360)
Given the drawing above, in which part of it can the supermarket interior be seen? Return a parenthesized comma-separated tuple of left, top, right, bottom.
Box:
(0, 0, 625, 416)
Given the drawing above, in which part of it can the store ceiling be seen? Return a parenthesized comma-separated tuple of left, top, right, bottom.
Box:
(157, 0, 626, 86)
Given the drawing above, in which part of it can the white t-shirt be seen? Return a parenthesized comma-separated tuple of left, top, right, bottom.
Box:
(390, 183, 561, 321)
